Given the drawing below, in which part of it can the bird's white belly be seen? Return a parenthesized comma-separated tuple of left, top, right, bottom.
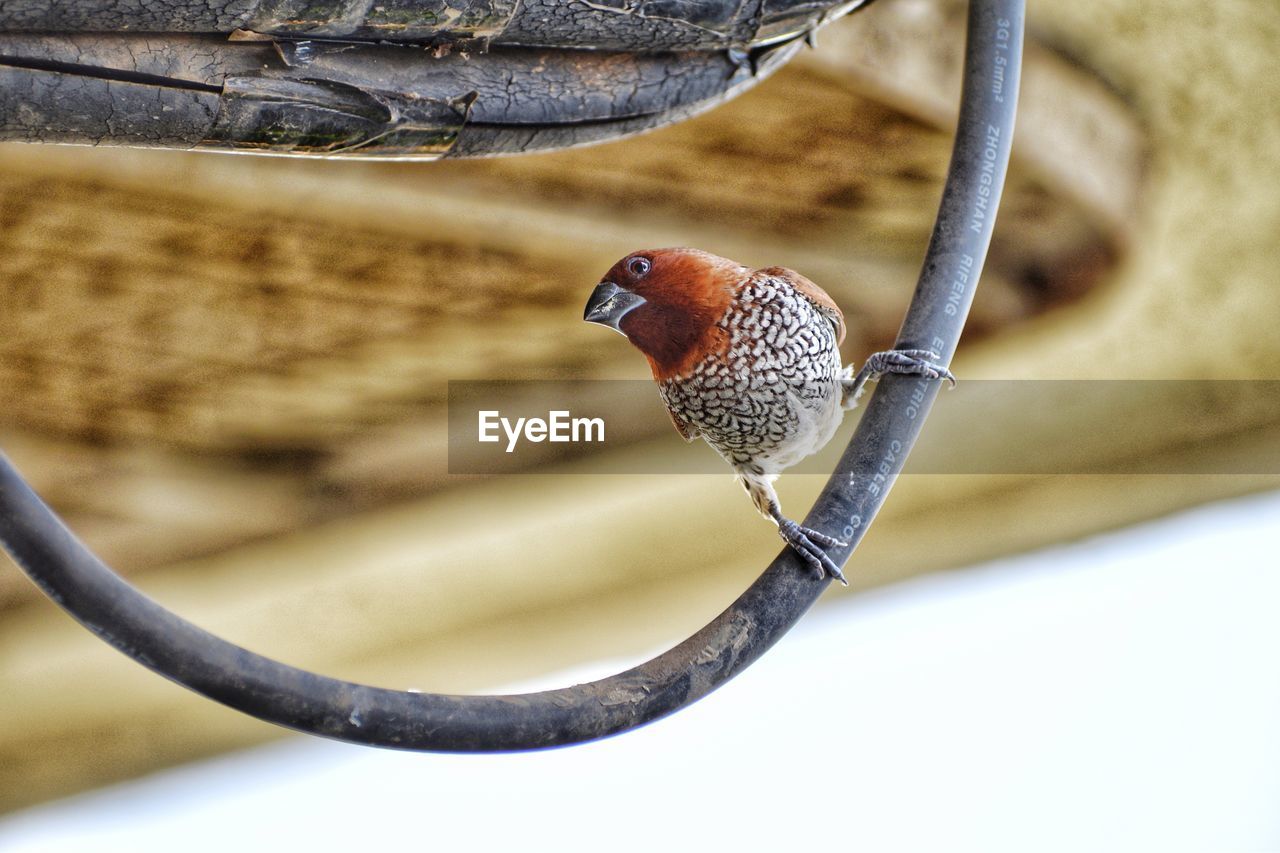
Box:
(749, 383, 845, 473)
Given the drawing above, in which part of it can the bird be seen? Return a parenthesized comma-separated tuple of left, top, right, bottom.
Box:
(583, 247, 954, 584)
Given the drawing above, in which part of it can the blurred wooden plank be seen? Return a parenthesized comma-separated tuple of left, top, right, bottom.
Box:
(0, 430, 317, 609)
(805, 0, 1147, 240)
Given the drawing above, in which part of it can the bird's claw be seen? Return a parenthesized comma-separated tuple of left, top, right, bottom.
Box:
(842, 348, 957, 409)
(865, 349, 957, 388)
(777, 518, 849, 585)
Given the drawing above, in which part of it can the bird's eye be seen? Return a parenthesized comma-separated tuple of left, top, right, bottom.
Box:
(627, 257, 651, 277)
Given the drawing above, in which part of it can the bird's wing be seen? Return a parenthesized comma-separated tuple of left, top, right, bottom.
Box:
(664, 404, 699, 442)
(760, 266, 846, 346)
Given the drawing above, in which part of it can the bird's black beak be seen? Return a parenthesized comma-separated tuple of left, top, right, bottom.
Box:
(583, 281, 646, 335)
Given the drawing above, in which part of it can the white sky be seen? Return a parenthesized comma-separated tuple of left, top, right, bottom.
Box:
(3, 488, 1279, 852)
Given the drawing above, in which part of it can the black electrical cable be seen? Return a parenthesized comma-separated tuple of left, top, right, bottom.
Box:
(0, 0, 1023, 752)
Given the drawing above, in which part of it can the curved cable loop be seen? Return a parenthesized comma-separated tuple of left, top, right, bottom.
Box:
(0, 0, 1023, 752)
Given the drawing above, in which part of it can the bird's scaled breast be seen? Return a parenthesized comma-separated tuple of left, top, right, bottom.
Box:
(659, 277, 845, 469)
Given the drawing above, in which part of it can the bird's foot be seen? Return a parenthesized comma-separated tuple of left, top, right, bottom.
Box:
(864, 349, 957, 386)
(843, 348, 956, 408)
(776, 517, 849, 585)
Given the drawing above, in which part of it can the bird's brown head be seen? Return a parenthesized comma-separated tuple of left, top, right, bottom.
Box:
(583, 247, 746, 379)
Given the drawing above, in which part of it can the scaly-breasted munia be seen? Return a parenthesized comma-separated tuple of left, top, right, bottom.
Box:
(584, 247, 952, 583)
